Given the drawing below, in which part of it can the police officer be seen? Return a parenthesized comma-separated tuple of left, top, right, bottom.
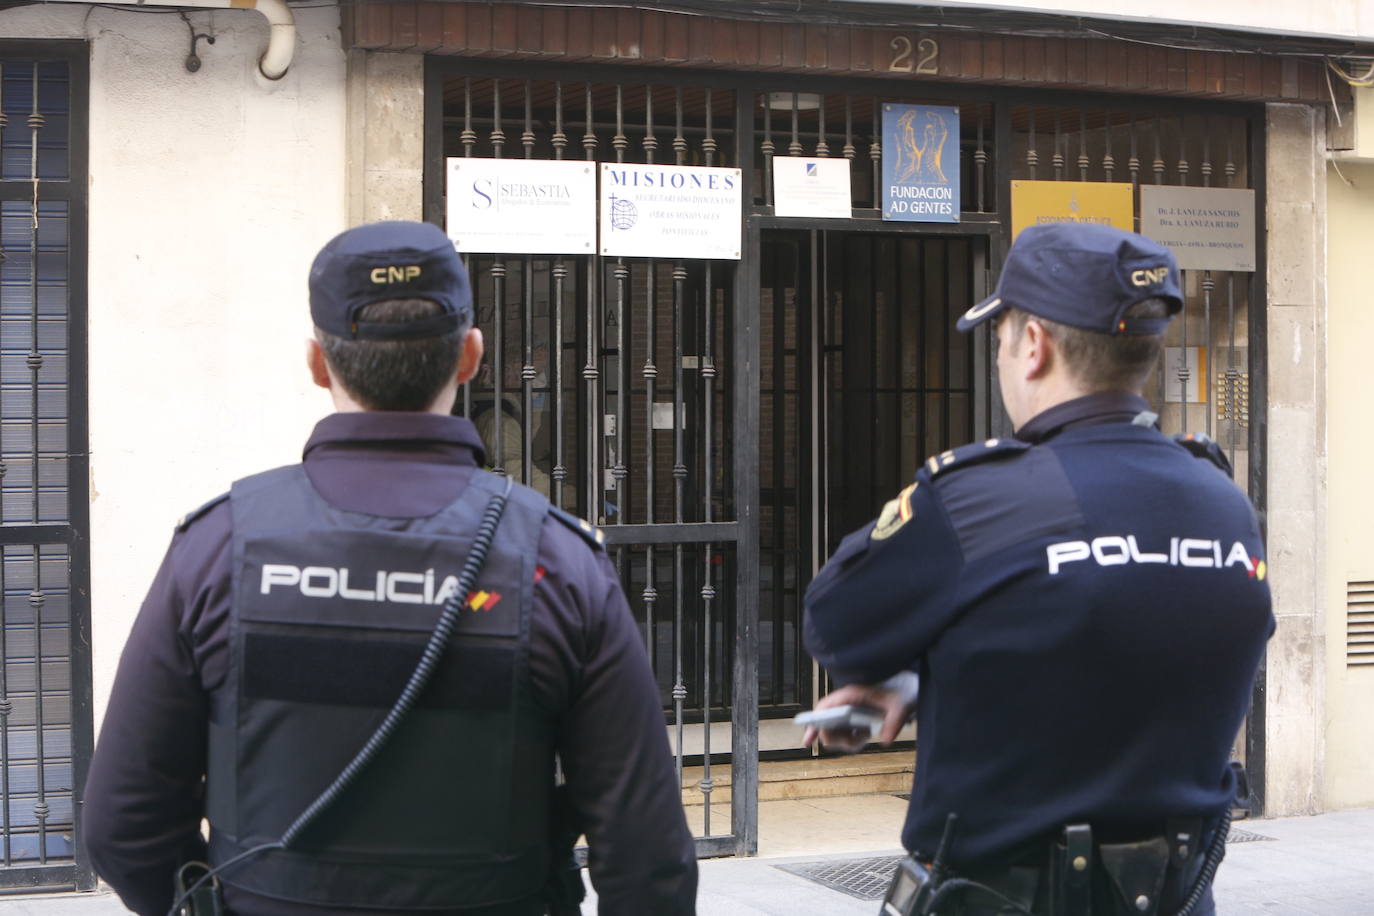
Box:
(802, 223, 1273, 916)
(83, 221, 698, 916)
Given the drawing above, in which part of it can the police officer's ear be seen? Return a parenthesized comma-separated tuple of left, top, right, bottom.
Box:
(306, 337, 332, 391)
(455, 327, 485, 386)
(1019, 318, 1055, 380)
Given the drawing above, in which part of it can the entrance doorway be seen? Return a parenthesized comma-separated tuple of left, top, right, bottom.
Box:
(756, 228, 992, 738)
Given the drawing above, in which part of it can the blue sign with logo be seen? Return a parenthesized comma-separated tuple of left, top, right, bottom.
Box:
(881, 104, 960, 222)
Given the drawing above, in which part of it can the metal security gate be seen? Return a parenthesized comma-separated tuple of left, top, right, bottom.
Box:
(0, 42, 93, 892)
(759, 230, 985, 715)
(423, 59, 1270, 849)
(425, 72, 757, 855)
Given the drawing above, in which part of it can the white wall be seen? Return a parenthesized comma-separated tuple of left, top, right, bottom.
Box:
(858, 0, 1374, 41)
(0, 2, 349, 724)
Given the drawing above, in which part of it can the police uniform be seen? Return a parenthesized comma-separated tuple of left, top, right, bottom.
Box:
(803, 225, 1273, 916)
(83, 223, 697, 916)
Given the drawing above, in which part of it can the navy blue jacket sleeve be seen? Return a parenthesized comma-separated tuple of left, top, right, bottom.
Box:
(535, 539, 698, 915)
(803, 480, 964, 685)
(83, 529, 221, 916)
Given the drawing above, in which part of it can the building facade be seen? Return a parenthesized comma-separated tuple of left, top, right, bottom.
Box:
(0, 0, 1366, 892)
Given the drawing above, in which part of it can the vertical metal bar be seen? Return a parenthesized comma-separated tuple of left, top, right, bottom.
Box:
(1176, 117, 1189, 428)
(813, 232, 830, 712)
(971, 240, 990, 438)
(913, 238, 926, 467)
(808, 230, 823, 710)
(731, 92, 760, 856)
(461, 77, 476, 156)
(1027, 107, 1038, 180)
(1225, 121, 1239, 462)
(702, 89, 718, 166)
(670, 86, 687, 791)
(1053, 111, 1064, 180)
(843, 96, 854, 161)
(868, 238, 878, 509)
(69, 42, 96, 886)
(975, 107, 987, 213)
(700, 87, 717, 836)
(770, 242, 785, 708)
(0, 66, 11, 870)
(1103, 111, 1115, 182)
(939, 240, 951, 445)
(461, 78, 476, 417)
(29, 65, 49, 862)
(1201, 116, 1214, 438)
(815, 94, 829, 157)
(994, 100, 1013, 240)
(611, 87, 629, 532)
(1078, 110, 1089, 181)
(1202, 115, 1214, 187)
(761, 93, 775, 207)
(788, 92, 802, 156)
(870, 99, 881, 208)
(584, 83, 603, 521)
(551, 82, 567, 159)
(490, 81, 507, 475)
(642, 86, 658, 668)
(522, 83, 535, 488)
(1153, 115, 1165, 185)
(521, 80, 535, 159)
(551, 83, 568, 508)
(1177, 115, 1190, 185)
(1128, 115, 1140, 187)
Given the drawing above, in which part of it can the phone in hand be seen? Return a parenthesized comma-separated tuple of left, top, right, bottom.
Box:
(793, 704, 885, 738)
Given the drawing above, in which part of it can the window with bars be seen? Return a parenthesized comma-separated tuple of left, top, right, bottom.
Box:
(0, 46, 91, 892)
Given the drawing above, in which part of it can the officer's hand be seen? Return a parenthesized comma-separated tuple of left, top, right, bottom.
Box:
(802, 684, 910, 753)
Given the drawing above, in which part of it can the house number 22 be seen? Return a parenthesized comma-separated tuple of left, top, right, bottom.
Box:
(889, 36, 939, 75)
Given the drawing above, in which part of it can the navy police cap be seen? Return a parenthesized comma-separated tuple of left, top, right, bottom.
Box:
(956, 223, 1183, 336)
(309, 220, 473, 341)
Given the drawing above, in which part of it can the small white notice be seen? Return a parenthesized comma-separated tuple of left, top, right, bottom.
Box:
(1163, 346, 1207, 403)
(1139, 186, 1255, 272)
(599, 163, 742, 260)
(651, 402, 684, 430)
(772, 157, 852, 218)
(447, 158, 597, 255)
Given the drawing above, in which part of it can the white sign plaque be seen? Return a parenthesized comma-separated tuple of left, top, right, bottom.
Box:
(599, 163, 742, 260)
(447, 158, 597, 255)
(1163, 346, 1207, 403)
(1139, 186, 1256, 272)
(772, 157, 852, 219)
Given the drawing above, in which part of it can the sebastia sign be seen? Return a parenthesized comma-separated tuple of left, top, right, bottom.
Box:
(447, 158, 596, 255)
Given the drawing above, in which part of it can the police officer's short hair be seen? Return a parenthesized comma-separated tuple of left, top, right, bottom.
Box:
(1003, 298, 1169, 393)
(315, 298, 467, 411)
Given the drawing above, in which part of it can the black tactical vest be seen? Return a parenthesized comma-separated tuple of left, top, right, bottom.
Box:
(205, 465, 553, 908)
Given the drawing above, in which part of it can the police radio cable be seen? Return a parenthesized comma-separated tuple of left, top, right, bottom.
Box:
(166, 476, 515, 916)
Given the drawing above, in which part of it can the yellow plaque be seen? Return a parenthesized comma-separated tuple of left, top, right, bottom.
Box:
(1010, 181, 1135, 241)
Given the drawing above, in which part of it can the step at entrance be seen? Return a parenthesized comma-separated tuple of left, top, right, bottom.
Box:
(681, 751, 914, 806)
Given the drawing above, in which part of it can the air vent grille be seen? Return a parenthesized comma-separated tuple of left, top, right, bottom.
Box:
(1347, 581, 1374, 667)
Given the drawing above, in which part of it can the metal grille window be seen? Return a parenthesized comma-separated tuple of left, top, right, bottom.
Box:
(0, 44, 91, 893)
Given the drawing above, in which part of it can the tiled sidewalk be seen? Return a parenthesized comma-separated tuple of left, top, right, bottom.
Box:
(7, 801, 1374, 915)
